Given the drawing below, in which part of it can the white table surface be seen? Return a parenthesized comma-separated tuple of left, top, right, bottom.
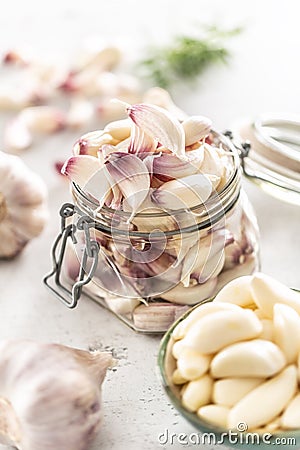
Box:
(0, 1, 300, 449)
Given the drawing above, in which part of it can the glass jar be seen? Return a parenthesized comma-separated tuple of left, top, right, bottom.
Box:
(44, 130, 260, 333)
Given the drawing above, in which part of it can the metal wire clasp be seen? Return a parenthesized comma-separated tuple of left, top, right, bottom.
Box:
(43, 203, 100, 308)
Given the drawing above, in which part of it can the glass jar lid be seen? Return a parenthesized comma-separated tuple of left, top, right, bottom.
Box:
(232, 114, 300, 205)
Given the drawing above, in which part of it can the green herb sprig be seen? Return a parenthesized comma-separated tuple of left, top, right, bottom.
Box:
(139, 26, 242, 89)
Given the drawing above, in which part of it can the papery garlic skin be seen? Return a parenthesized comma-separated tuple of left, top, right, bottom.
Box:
(0, 340, 113, 450)
(0, 151, 48, 258)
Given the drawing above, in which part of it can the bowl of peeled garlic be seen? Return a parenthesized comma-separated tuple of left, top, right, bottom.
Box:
(158, 273, 300, 449)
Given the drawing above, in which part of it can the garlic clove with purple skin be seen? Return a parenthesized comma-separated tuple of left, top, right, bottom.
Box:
(152, 173, 213, 210)
(182, 116, 212, 146)
(128, 123, 157, 154)
(142, 87, 188, 121)
(127, 103, 185, 158)
(0, 340, 113, 450)
(61, 155, 114, 207)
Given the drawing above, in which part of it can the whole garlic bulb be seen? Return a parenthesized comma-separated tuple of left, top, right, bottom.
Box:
(0, 151, 48, 258)
(0, 340, 113, 450)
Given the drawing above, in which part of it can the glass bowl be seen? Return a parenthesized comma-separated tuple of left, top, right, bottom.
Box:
(157, 296, 300, 450)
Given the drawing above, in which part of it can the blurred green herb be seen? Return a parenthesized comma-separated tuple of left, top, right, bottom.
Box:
(139, 26, 242, 88)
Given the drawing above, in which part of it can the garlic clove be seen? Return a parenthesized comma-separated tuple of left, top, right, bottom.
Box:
(61, 155, 102, 187)
(104, 119, 132, 141)
(197, 404, 230, 428)
(273, 303, 300, 364)
(0, 340, 113, 450)
(105, 152, 150, 218)
(172, 302, 240, 341)
(177, 348, 212, 380)
(228, 366, 297, 431)
(152, 173, 213, 210)
(214, 275, 254, 307)
(182, 308, 262, 355)
(210, 339, 286, 378)
(20, 106, 66, 133)
(182, 116, 212, 146)
(281, 393, 300, 429)
(0, 151, 47, 258)
(152, 152, 199, 182)
(200, 144, 224, 188)
(172, 369, 187, 385)
(142, 87, 188, 121)
(97, 98, 130, 122)
(251, 272, 300, 318)
(127, 103, 185, 158)
(75, 43, 122, 72)
(128, 123, 157, 154)
(181, 374, 213, 412)
(213, 378, 263, 407)
(3, 117, 32, 153)
(133, 302, 188, 331)
(160, 277, 218, 305)
(66, 97, 94, 129)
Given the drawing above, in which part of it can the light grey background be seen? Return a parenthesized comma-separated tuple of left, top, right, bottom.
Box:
(0, 1, 299, 449)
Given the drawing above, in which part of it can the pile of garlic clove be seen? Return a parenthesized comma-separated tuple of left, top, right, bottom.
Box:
(0, 340, 113, 450)
(170, 273, 300, 433)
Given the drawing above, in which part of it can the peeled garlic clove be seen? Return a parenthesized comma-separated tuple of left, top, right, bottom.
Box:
(228, 366, 297, 431)
(105, 152, 150, 218)
(182, 308, 262, 354)
(142, 87, 187, 121)
(172, 369, 187, 385)
(0, 151, 47, 258)
(21, 106, 66, 133)
(104, 296, 141, 315)
(211, 339, 286, 378)
(181, 374, 213, 412)
(3, 117, 32, 153)
(133, 302, 188, 331)
(177, 348, 211, 380)
(213, 378, 263, 407)
(152, 173, 213, 210)
(161, 277, 218, 305)
(214, 275, 254, 307)
(281, 393, 300, 429)
(172, 339, 187, 359)
(127, 103, 185, 158)
(273, 303, 300, 363)
(197, 404, 230, 428)
(172, 302, 240, 340)
(0, 340, 113, 450)
(66, 97, 94, 129)
(251, 272, 300, 318)
(104, 119, 132, 141)
(259, 319, 274, 341)
(182, 116, 212, 146)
